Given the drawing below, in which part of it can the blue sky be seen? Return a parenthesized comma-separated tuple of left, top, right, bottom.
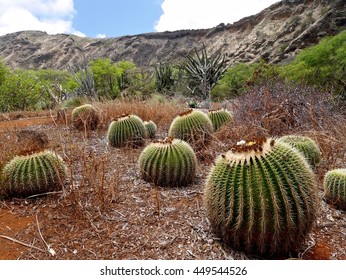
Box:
(0, 0, 280, 38)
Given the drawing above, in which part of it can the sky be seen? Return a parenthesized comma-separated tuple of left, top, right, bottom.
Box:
(0, 0, 280, 38)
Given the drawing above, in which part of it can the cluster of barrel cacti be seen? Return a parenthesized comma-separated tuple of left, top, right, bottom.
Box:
(1, 150, 67, 197)
(139, 137, 197, 187)
(204, 137, 319, 256)
(72, 104, 100, 130)
(168, 109, 213, 150)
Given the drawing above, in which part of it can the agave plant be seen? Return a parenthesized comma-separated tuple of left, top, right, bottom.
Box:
(204, 137, 318, 256)
(1, 150, 67, 197)
(139, 137, 197, 187)
(107, 114, 147, 148)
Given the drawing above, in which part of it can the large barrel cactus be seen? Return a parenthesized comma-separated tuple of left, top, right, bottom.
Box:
(204, 137, 318, 256)
(323, 168, 346, 210)
(139, 137, 197, 187)
(1, 150, 67, 197)
(144, 120, 157, 139)
(207, 108, 232, 131)
(168, 109, 213, 150)
(72, 104, 99, 130)
(107, 114, 147, 148)
(278, 135, 321, 167)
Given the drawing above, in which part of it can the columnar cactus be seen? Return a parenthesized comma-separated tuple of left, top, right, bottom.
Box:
(207, 108, 232, 131)
(1, 150, 67, 197)
(139, 137, 197, 187)
(277, 135, 321, 167)
(204, 137, 318, 256)
(72, 104, 99, 130)
(107, 114, 147, 148)
(144, 120, 157, 139)
(323, 169, 346, 210)
(168, 109, 213, 150)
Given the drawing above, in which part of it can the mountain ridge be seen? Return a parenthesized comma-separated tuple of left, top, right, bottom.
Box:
(0, 0, 345, 70)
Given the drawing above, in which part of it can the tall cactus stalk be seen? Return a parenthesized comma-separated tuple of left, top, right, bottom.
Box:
(2, 150, 67, 197)
(204, 137, 318, 256)
(139, 137, 197, 187)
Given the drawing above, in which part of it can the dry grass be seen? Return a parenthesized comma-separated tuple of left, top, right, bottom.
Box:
(0, 86, 346, 260)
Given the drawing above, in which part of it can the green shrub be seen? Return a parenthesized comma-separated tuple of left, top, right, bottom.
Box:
(204, 137, 318, 256)
(107, 114, 147, 148)
(139, 137, 197, 187)
(1, 150, 67, 197)
(323, 168, 346, 210)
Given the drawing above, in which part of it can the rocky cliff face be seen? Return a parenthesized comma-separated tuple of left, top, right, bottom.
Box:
(0, 0, 345, 70)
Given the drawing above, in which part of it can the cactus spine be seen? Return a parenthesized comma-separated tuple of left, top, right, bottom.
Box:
(323, 169, 346, 210)
(139, 137, 197, 187)
(144, 120, 157, 139)
(204, 137, 318, 256)
(207, 108, 232, 131)
(278, 135, 321, 167)
(168, 109, 213, 149)
(72, 104, 99, 130)
(107, 114, 147, 148)
(2, 150, 67, 197)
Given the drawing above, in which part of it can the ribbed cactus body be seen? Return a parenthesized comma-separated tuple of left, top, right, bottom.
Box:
(168, 109, 213, 149)
(207, 108, 232, 131)
(72, 104, 99, 130)
(278, 135, 321, 167)
(144, 120, 157, 139)
(139, 137, 197, 187)
(107, 114, 147, 148)
(204, 137, 318, 256)
(2, 150, 67, 197)
(323, 169, 346, 210)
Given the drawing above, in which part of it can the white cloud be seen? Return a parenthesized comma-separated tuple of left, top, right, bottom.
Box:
(96, 34, 106, 39)
(155, 0, 280, 32)
(0, 0, 84, 36)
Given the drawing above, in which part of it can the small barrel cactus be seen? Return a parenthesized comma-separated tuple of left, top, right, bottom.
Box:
(207, 108, 232, 131)
(277, 135, 321, 167)
(144, 120, 157, 139)
(72, 104, 99, 130)
(204, 137, 318, 256)
(107, 114, 147, 148)
(1, 150, 67, 197)
(323, 169, 346, 210)
(168, 109, 213, 150)
(139, 137, 197, 187)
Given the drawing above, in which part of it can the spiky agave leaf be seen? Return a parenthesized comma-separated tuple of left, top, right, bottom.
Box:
(207, 108, 232, 131)
(204, 137, 318, 256)
(168, 109, 213, 150)
(324, 168, 346, 210)
(2, 150, 67, 197)
(72, 104, 99, 130)
(107, 114, 147, 148)
(139, 137, 197, 187)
